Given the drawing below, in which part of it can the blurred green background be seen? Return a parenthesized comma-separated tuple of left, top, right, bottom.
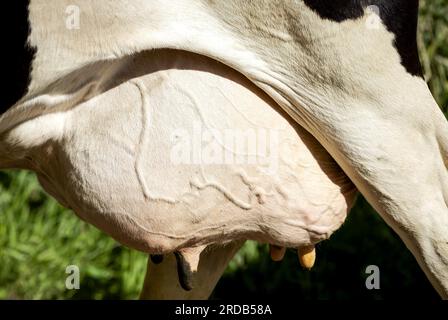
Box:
(1, 0, 447, 300)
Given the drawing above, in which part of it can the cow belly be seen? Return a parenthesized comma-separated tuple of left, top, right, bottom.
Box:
(33, 52, 356, 253)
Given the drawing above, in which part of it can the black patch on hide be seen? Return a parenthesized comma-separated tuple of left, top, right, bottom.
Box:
(0, 0, 35, 114)
(303, 0, 423, 77)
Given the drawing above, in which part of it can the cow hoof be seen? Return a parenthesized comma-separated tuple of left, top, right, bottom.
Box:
(270, 245, 286, 261)
(298, 246, 316, 270)
(150, 254, 164, 264)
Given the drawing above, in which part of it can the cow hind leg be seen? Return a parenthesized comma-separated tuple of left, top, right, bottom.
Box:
(311, 82, 448, 298)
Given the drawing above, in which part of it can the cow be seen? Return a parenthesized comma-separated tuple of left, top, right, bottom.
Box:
(1, 0, 447, 298)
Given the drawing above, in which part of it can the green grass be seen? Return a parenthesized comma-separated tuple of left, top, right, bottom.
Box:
(1, 1, 447, 299)
(0, 171, 147, 299)
(419, 0, 448, 111)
